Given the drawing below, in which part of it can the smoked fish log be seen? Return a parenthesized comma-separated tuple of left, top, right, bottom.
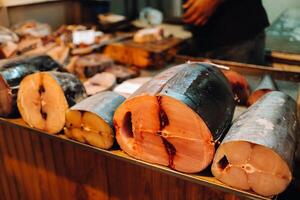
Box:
(211, 91, 297, 197)
(65, 91, 125, 149)
(0, 55, 61, 117)
(17, 71, 86, 134)
(114, 63, 235, 173)
(247, 74, 278, 106)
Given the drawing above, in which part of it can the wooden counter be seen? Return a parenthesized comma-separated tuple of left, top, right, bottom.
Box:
(0, 118, 256, 200)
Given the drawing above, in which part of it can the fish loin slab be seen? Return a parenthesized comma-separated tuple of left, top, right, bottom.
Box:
(0, 55, 61, 117)
(65, 91, 125, 149)
(211, 91, 298, 196)
(17, 71, 86, 134)
(114, 63, 235, 173)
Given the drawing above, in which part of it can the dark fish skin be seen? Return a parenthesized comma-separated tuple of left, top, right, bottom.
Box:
(69, 91, 125, 128)
(0, 55, 62, 86)
(0, 55, 62, 117)
(131, 63, 235, 141)
(47, 71, 87, 107)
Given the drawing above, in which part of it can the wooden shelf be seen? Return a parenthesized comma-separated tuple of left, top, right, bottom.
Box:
(0, 117, 271, 200)
(1, 0, 59, 7)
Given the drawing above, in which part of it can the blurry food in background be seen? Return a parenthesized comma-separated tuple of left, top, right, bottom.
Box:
(247, 74, 278, 106)
(13, 20, 51, 38)
(17, 37, 42, 54)
(113, 77, 152, 98)
(98, 13, 126, 24)
(0, 41, 18, 58)
(47, 45, 70, 64)
(84, 72, 116, 96)
(0, 55, 62, 117)
(139, 7, 163, 25)
(0, 26, 19, 58)
(73, 53, 114, 78)
(98, 13, 133, 32)
(104, 65, 140, 83)
(133, 27, 164, 43)
(104, 36, 183, 68)
(0, 26, 19, 43)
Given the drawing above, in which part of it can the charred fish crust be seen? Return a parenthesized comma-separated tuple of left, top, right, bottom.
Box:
(157, 96, 169, 129)
(123, 112, 133, 138)
(161, 137, 176, 168)
(218, 155, 229, 170)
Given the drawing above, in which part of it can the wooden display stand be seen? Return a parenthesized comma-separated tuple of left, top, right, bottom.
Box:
(0, 120, 242, 200)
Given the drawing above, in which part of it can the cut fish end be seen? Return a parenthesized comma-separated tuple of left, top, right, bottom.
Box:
(211, 141, 292, 196)
(65, 110, 114, 149)
(0, 75, 13, 116)
(114, 94, 214, 173)
(17, 72, 68, 134)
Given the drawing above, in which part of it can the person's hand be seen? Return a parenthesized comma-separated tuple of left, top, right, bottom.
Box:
(183, 0, 224, 26)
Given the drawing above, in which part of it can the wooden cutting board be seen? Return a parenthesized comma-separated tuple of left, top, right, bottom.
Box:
(103, 37, 185, 68)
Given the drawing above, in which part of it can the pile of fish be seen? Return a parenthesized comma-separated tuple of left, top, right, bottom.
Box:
(12, 62, 298, 197)
(0, 21, 298, 198)
(1, 21, 141, 97)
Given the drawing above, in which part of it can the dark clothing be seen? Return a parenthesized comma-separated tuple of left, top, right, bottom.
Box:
(202, 31, 266, 65)
(187, 0, 269, 51)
